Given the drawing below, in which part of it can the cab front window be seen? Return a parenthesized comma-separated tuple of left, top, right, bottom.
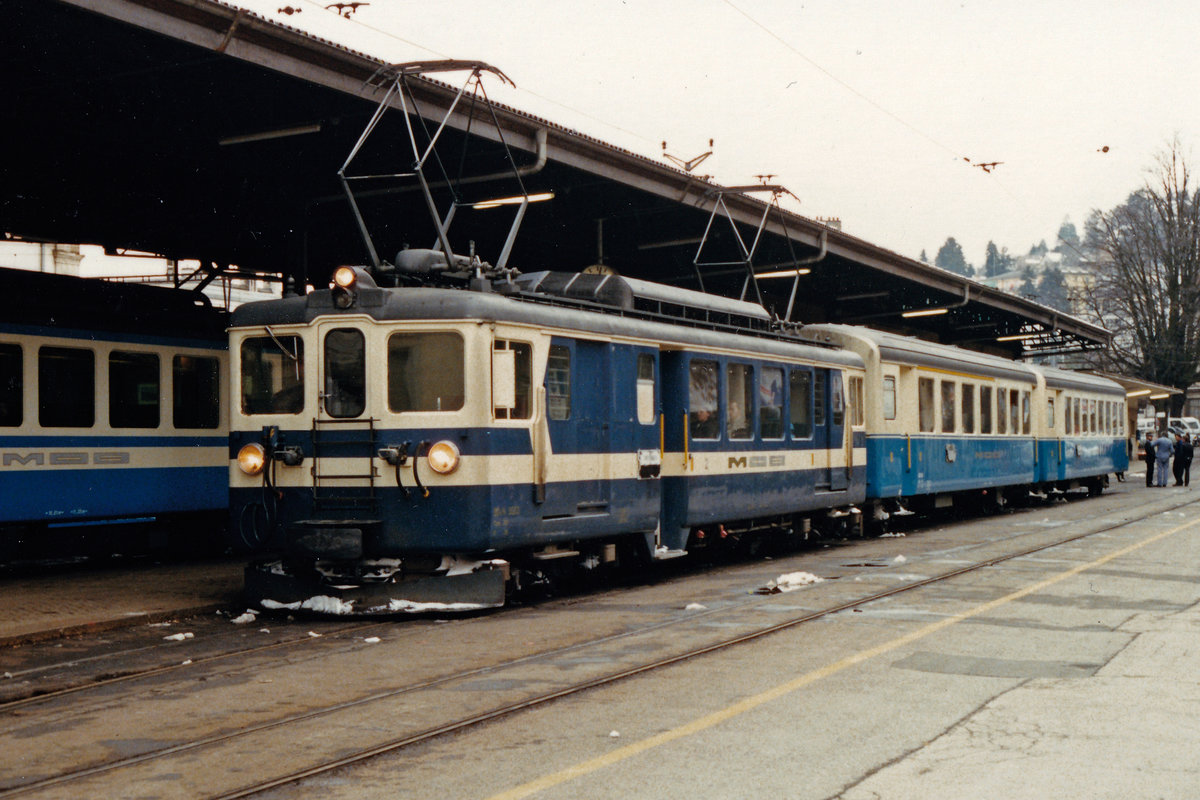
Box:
(389, 332, 465, 413)
(240, 335, 304, 415)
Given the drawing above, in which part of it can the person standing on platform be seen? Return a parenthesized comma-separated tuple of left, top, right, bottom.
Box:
(1143, 433, 1157, 487)
(1153, 431, 1174, 487)
(1179, 433, 1194, 487)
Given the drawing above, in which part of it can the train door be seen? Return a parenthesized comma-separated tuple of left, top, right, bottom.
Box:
(313, 322, 373, 512)
(542, 338, 612, 516)
(813, 369, 848, 491)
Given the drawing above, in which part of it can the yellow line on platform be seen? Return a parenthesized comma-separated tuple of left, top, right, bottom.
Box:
(487, 514, 1200, 800)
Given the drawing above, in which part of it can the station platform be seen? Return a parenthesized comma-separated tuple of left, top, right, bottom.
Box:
(0, 558, 243, 648)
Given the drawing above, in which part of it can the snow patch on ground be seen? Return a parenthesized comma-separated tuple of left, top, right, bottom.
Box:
(378, 599, 489, 613)
(230, 610, 259, 624)
(892, 555, 907, 564)
(758, 571, 824, 594)
(162, 632, 194, 641)
(260, 596, 357, 615)
(684, 603, 708, 611)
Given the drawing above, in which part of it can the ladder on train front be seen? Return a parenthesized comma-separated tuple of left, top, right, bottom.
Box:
(310, 417, 379, 515)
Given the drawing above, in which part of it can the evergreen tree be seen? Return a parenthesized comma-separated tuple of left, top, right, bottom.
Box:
(1018, 264, 1038, 299)
(934, 237, 971, 276)
(919, 249, 928, 264)
(1036, 266, 1072, 311)
(983, 240, 1015, 277)
(1055, 218, 1081, 266)
(1029, 239, 1049, 256)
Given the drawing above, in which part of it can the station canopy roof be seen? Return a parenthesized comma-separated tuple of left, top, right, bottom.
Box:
(3, 0, 1111, 357)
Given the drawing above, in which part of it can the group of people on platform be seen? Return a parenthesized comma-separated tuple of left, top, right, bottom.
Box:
(1142, 431, 1194, 487)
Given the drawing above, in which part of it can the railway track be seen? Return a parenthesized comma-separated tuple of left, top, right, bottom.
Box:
(2, 488, 1193, 799)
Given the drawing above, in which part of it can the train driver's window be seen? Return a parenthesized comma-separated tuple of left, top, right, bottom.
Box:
(39, 346, 94, 428)
(688, 359, 719, 440)
(389, 332, 465, 414)
(110, 351, 160, 428)
(980, 386, 993, 434)
(636, 354, 656, 425)
(789, 369, 812, 439)
(727, 363, 753, 440)
(173, 355, 221, 429)
(941, 381, 956, 433)
(759, 367, 784, 439)
(0, 343, 21, 427)
(962, 384, 975, 433)
(1021, 391, 1031, 435)
(918, 377, 935, 433)
(882, 376, 896, 420)
(546, 345, 571, 421)
(241, 336, 304, 415)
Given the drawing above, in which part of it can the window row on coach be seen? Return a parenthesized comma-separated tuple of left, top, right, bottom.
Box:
(0, 341, 221, 431)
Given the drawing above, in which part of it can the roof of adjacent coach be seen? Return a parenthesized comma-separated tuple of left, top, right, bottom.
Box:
(1035, 363, 1124, 395)
(800, 323, 1037, 382)
(231, 284, 864, 368)
(0, 267, 227, 342)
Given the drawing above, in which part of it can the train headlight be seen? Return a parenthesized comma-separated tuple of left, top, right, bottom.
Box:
(427, 440, 460, 475)
(332, 266, 358, 309)
(333, 266, 357, 289)
(237, 442, 267, 476)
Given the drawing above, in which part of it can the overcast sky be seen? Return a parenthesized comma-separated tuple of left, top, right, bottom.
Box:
(229, 0, 1200, 270)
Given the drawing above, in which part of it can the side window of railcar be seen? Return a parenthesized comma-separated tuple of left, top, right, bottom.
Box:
(760, 366, 784, 439)
(726, 363, 753, 440)
(813, 372, 827, 426)
(110, 351, 160, 428)
(688, 359, 719, 440)
(1021, 391, 1031, 435)
(492, 340, 532, 420)
(636, 354, 656, 425)
(241, 336, 304, 415)
(1064, 396, 1071, 434)
(173, 355, 220, 429)
(996, 387, 1007, 434)
(0, 343, 21, 426)
(1047, 398, 1056, 431)
(1073, 398, 1081, 434)
(831, 372, 844, 426)
(980, 386, 993, 434)
(1009, 389, 1020, 435)
(790, 369, 812, 439)
(918, 377, 935, 433)
(39, 346, 94, 428)
(847, 376, 864, 427)
(546, 345, 571, 421)
(941, 381, 956, 433)
(882, 376, 896, 421)
(1090, 399, 1098, 434)
(323, 328, 366, 419)
(961, 384, 975, 433)
(390, 332, 465, 414)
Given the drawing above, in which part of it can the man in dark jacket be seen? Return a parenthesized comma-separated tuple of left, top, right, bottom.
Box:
(1143, 433, 1156, 487)
(1178, 434, 1194, 487)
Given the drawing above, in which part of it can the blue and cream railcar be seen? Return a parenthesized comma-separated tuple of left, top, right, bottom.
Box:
(0, 268, 228, 546)
(230, 266, 866, 610)
(801, 324, 1044, 511)
(1033, 365, 1128, 491)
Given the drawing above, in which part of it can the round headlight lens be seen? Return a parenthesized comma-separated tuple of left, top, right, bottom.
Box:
(237, 442, 267, 476)
(333, 266, 357, 289)
(427, 440, 461, 475)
